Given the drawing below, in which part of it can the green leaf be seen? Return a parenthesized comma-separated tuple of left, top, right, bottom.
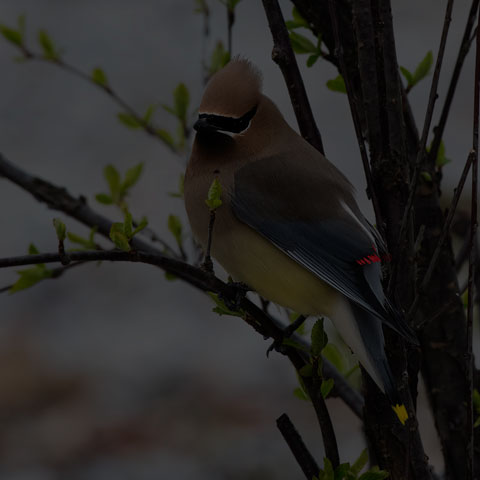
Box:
(412, 50, 433, 86)
(95, 193, 114, 205)
(307, 54, 320, 67)
(334, 463, 351, 480)
(0, 25, 22, 46)
(326, 75, 347, 94)
(168, 214, 183, 245)
(143, 105, 155, 124)
(292, 6, 309, 28)
(173, 83, 190, 124)
(399, 66, 413, 86)
(17, 14, 26, 35)
(208, 292, 244, 318)
(176, 122, 186, 150)
(358, 467, 389, 480)
(351, 449, 369, 476)
(67, 232, 94, 248)
(420, 171, 432, 182)
(132, 216, 148, 237)
(299, 364, 313, 377)
(122, 162, 144, 191)
(282, 337, 309, 353)
(109, 223, 131, 251)
(289, 31, 317, 54)
(37, 29, 57, 59)
(92, 67, 108, 86)
(311, 318, 328, 357)
(28, 243, 39, 255)
(124, 210, 133, 239)
(323, 458, 335, 480)
(322, 343, 345, 374)
(473, 389, 480, 412)
(117, 112, 142, 129)
(435, 141, 451, 167)
(10, 266, 52, 293)
(104, 164, 121, 196)
(293, 387, 309, 401)
(53, 218, 66, 241)
(209, 41, 230, 74)
(321, 378, 334, 398)
(206, 178, 223, 210)
(156, 128, 176, 149)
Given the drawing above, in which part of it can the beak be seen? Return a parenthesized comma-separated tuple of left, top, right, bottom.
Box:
(193, 117, 217, 134)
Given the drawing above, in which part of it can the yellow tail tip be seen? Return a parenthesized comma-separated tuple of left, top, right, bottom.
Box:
(392, 404, 408, 425)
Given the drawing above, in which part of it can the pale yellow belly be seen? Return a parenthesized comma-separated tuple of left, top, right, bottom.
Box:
(212, 221, 338, 317)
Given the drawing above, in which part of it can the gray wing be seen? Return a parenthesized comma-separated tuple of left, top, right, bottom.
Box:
(231, 156, 417, 344)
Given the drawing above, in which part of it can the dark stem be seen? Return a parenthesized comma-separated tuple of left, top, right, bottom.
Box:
(395, 0, 454, 270)
(261, 0, 324, 154)
(408, 151, 474, 323)
(202, 210, 216, 273)
(467, 7, 480, 477)
(428, 0, 480, 166)
(276, 413, 320, 479)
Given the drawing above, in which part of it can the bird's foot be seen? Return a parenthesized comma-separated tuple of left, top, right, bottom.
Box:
(266, 315, 308, 357)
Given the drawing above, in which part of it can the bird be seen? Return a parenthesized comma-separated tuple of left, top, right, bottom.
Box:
(184, 57, 416, 424)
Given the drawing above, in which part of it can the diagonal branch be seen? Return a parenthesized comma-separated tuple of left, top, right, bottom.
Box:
(0, 153, 364, 421)
(261, 0, 324, 154)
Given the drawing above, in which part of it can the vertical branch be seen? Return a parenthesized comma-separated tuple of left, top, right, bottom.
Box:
(395, 0, 454, 272)
(261, 0, 325, 154)
(467, 7, 480, 478)
(329, 0, 384, 234)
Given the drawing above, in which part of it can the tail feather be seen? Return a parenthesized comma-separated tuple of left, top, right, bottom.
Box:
(350, 302, 409, 425)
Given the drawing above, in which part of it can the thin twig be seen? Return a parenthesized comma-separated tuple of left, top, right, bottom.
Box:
(409, 151, 474, 322)
(16, 49, 179, 153)
(395, 0, 454, 271)
(466, 7, 480, 477)
(276, 413, 320, 479)
(202, 210, 216, 273)
(261, 0, 324, 154)
(0, 153, 365, 419)
(429, 0, 480, 165)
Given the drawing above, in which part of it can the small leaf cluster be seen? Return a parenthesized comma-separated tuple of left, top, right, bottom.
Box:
(109, 210, 148, 252)
(95, 163, 143, 208)
(314, 451, 389, 480)
(206, 178, 223, 210)
(67, 227, 99, 250)
(209, 41, 230, 75)
(0, 15, 63, 61)
(427, 140, 451, 169)
(295, 319, 334, 400)
(208, 292, 245, 318)
(167, 214, 183, 251)
(286, 7, 323, 67)
(400, 51, 433, 93)
(10, 244, 52, 293)
(326, 75, 347, 94)
(160, 83, 191, 151)
(0, 15, 25, 49)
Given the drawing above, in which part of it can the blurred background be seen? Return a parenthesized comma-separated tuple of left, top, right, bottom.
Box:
(0, 0, 476, 478)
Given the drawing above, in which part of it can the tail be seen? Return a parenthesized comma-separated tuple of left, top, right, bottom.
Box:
(350, 302, 409, 425)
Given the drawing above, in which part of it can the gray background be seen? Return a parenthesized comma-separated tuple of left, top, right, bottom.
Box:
(0, 0, 475, 478)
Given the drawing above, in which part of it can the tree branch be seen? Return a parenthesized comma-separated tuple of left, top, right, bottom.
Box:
(276, 413, 320, 479)
(261, 0, 324, 154)
(0, 153, 364, 421)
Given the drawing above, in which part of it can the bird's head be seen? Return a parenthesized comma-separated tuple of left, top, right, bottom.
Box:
(194, 57, 263, 138)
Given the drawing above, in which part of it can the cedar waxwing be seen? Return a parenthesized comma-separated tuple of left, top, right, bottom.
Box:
(184, 58, 416, 424)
